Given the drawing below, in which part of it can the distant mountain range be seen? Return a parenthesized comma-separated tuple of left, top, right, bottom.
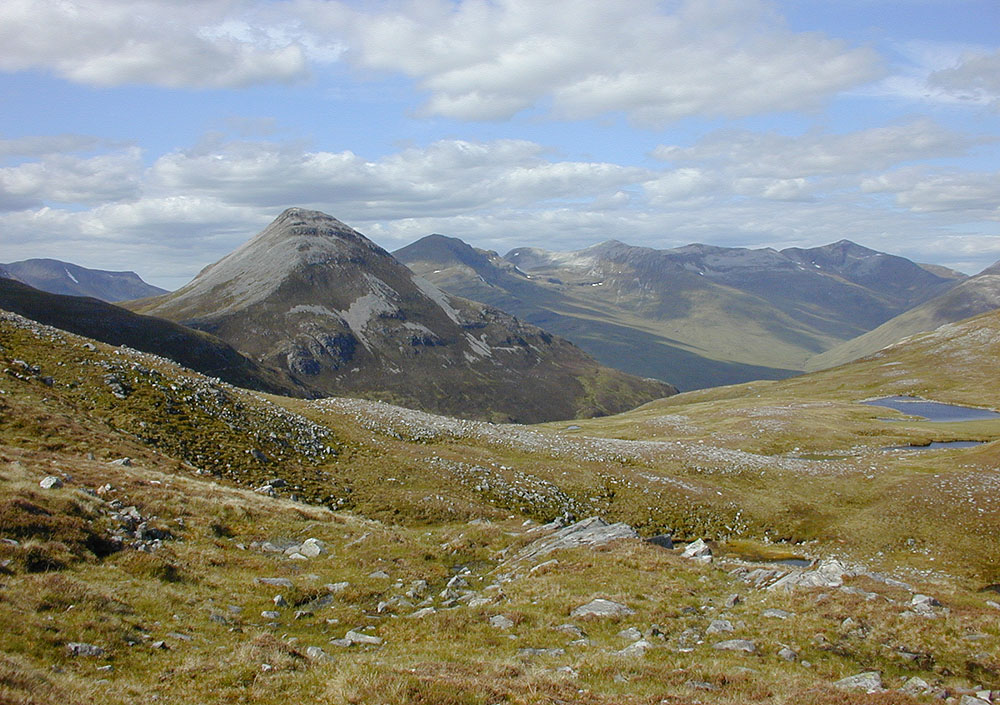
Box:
(128, 208, 674, 422)
(806, 260, 1000, 371)
(396, 236, 964, 390)
(0, 258, 166, 302)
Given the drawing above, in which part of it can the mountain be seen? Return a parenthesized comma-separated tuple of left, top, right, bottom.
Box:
(0, 276, 307, 396)
(0, 258, 167, 302)
(130, 208, 674, 422)
(397, 236, 962, 391)
(805, 259, 1000, 371)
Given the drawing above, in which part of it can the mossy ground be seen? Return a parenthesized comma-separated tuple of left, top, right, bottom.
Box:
(2, 310, 1000, 702)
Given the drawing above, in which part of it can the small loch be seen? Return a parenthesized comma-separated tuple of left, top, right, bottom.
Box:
(863, 396, 1000, 423)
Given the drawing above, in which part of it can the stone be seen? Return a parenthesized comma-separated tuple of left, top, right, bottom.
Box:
(911, 594, 940, 608)
(616, 639, 652, 657)
(326, 582, 349, 593)
(518, 648, 565, 657)
(646, 534, 674, 550)
(833, 671, 883, 693)
(762, 608, 793, 619)
(467, 597, 492, 608)
(109, 457, 132, 467)
(769, 558, 852, 591)
(39, 476, 63, 489)
(408, 607, 436, 618)
(777, 647, 798, 662)
(706, 619, 734, 634)
(554, 624, 585, 638)
(570, 598, 634, 618)
(261, 611, 280, 619)
(617, 627, 642, 641)
(511, 516, 638, 564)
(368, 570, 389, 579)
(959, 697, 991, 705)
(489, 615, 514, 630)
(681, 538, 712, 559)
(305, 646, 329, 661)
(724, 594, 741, 608)
(66, 642, 104, 657)
(255, 577, 293, 588)
(900, 677, 931, 696)
(713, 639, 756, 653)
(344, 630, 382, 646)
(298, 539, 325, 558)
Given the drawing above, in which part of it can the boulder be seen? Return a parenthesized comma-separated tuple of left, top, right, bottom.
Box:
(681, 538, 712, 559)
(769, 558, 852, 591)
(706, 619, 734, 634)
(833, 671, 883, 693)
(712, 639, 756, 653)
(489, 615, 514, 630)
(39, 476, 63, 489)
(511, 517, 638, 564)
(570, 598, 634, 619)
(646, 534, 674, 550)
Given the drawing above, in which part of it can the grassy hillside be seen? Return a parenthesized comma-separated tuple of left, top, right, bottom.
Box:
(1, 308, 999, 703)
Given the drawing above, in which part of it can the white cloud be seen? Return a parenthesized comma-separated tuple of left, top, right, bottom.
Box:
(298, 0, 882, 124)
(147, 138, 651, 218)
(862, 168, 1000, 218)
(653, 119, 983, 178)
(0, 148, 143, 210)
(0, 0, 308, 88)
(928, 49, 1000, 108)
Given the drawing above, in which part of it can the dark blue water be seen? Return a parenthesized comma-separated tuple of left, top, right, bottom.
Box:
(863, 396, 1000, 422)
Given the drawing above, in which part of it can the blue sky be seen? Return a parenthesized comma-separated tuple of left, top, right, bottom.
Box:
(1, 0, 998, 289)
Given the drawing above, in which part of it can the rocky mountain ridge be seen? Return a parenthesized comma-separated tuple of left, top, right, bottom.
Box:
(131, 208, 674, 422)
(398, 235, 963, 390)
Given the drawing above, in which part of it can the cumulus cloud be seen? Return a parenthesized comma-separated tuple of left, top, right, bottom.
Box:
(0, 0, 308, 88)
(862, 168, 1000, 218)
(652, 120, 983, 178)
(146, 138, 651, 219)
(928, 50, 1000, 108)
(297, 0, 882, 124)
(0, 147, 143, 210)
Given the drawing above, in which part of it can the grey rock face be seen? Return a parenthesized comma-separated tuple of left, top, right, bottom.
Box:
(512, 517, 638, 564)
(769, 558, 852, 591)
(570, 598, 634, 619)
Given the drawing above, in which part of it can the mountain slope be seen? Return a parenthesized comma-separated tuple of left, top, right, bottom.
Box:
(132, 208, 674, 422)
(397, 235, 960, 390)
(0, 277, 307, 396)
(806, 260, 1000, 371)
(1, 258, 167, 301)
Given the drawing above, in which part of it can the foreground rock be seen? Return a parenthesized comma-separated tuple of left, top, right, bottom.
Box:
(570, 599, 634, 619)
(834, 671, 883, 693)
(512, 517, 638, 564)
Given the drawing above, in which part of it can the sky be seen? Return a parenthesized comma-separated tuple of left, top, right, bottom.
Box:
(1, 0, 999, 290)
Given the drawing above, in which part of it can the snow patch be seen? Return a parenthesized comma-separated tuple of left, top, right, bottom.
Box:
(64, 268, 79, 284)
